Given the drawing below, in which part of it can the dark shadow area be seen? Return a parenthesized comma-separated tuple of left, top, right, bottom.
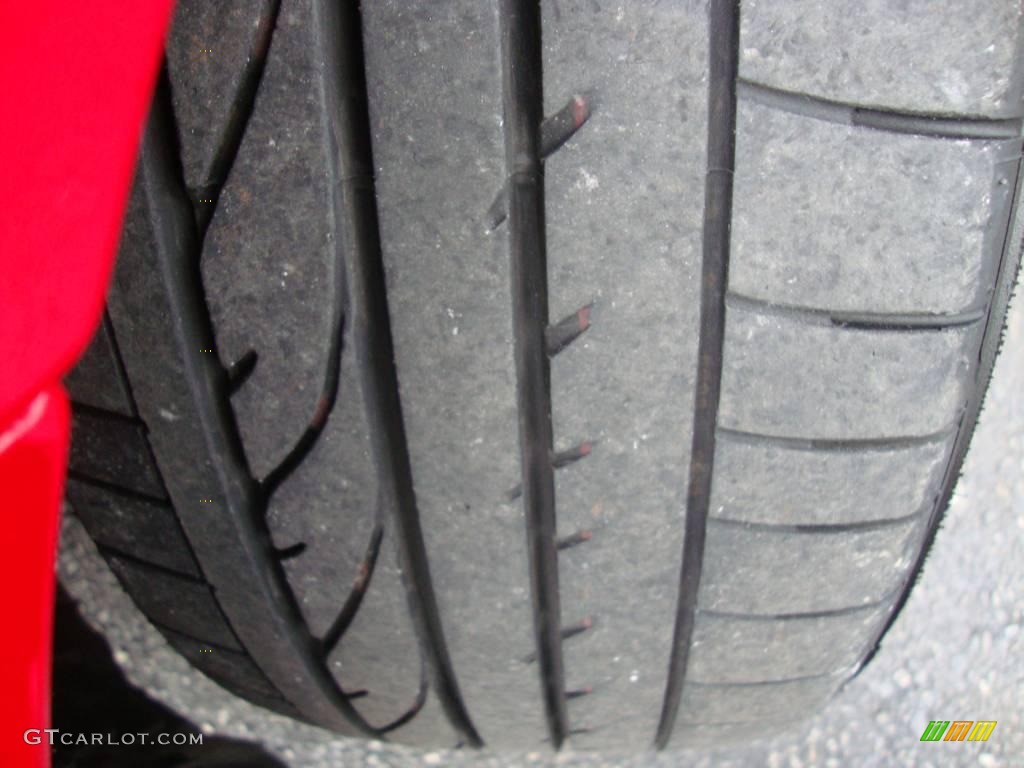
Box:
(52, 586, 285, 768)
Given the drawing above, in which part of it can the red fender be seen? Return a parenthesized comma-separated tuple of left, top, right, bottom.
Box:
(0, 3, 174, 766)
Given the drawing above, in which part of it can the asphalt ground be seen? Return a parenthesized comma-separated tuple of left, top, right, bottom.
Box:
(57, 286, 1024, 767)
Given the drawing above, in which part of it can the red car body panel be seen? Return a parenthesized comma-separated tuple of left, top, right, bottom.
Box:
(0, 3, 174, 766)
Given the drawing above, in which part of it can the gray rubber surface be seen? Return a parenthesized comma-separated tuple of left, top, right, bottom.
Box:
(739, 0, 1024, 117)
(58, 284, 1024, 764)
(63, 0, 1024, 754)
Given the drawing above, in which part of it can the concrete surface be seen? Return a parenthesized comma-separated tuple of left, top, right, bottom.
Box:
(58, 286, 1024, 766)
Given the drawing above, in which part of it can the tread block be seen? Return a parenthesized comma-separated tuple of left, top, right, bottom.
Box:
(678, 675, 842, 726)
(106, 555, 242, 651)
(739, 0, 1024, 117)
(688, 605, 888, 685)
(731, 103, 1017, 314)
(709, 432, 951, 526)
(159, 625, 281, 701)
(719, 305, 974, 440)
(361, 0, 543, 748)
(540, 0, 713, 749)
(165, 0, 268, 193)
(68, 411, 167, 498)
(200, 0, 335, 481)
(699, 518, 922, 615)
(67, 479, 201, 578)
(64, 320, 134, 414)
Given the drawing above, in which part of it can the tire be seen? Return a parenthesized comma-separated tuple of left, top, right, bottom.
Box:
(64, 0, 1024, 752)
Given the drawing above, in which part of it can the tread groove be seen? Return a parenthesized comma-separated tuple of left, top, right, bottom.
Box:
(498, 0, 568, 748)
(545, 304, 592, 357)
(259, 379, 340, 499)
(487, 94, 595, 231)
(100, 309, 142, 418)
(505, 441, 593, 501)
(71, 310, 245, 663)
(274, 542, 308, 561)
(375, 662, 430, 735)
(225, 349, 258, 395)
(556, 529, 593, 551)
(727, 292, 987, 331)
(98, 544, 207, 584)
(320, 523, 384, 655)
(708, 511, 924, 534)
(656, 0, 740, 750)
(739, 79, 1024, 140)
(697, 594, 893, 622)
(716, 425, 955, 453)
(314, 0, 482, 746)
(69, 401, 144, 426)
(565, 687, 593, 700)
(522, 617, 594, 664)
(66, 470, 170, 506)
(192, 0, 282, 238)
(150, 620, 249, 654)
(687, 669, 849, 688)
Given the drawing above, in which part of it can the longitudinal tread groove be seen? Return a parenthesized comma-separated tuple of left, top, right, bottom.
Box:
(498, 0, 568, 748)
(727, 292, 988, 331)
(656, 0, 740, 750)
(313, 0, 481, 746)
(738, 79, 1024, 140)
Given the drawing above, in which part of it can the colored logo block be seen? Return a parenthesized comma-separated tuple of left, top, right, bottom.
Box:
(920, 720, 997, 742)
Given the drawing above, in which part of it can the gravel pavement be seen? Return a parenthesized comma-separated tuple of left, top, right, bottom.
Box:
(58, 288, 1024, 767)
